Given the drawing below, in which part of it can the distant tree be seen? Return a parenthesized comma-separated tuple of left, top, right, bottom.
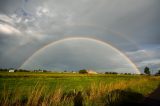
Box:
(124, 73, 128, 75)
(112, 72, 118, 74)
(127, 73, 131, 75)
(144, 67, 150, 75)
(105, 72, 118, 74)
(79, 69, 87, 74)
(155, 70, 160, 75)
(43, 70, 48, 72)
(0, 68, 8, 72)
(105, 72, 109, 74)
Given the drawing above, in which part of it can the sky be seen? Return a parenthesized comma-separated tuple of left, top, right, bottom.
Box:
(0, 0, 160, 73)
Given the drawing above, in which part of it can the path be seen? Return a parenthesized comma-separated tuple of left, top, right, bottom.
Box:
(142, 84, 160, 106)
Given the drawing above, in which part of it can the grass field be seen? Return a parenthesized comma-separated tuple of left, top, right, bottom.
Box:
(0, 72, 160, 106)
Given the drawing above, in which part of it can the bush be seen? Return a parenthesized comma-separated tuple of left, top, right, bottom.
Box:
(155, 70, 160, 76)
(105, 72, 118, 74)
(79, 69, 87, 74)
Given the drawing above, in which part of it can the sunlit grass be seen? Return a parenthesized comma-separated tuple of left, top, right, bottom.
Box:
(0, 72, 160, 106)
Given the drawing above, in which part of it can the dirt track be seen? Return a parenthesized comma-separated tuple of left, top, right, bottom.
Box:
(142, 84, 160, 106)
(122, 84, 160, 106)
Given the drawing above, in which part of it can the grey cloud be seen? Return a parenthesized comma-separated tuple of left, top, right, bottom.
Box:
(126, 46, 160, 72)
(0, 0, 159, 72)
(21, 39, 139, 73)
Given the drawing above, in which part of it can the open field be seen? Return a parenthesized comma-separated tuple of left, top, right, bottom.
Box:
(0, 72, 160, 106)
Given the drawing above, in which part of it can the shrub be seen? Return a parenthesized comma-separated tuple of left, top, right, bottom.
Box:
(79, 69, 87, 74)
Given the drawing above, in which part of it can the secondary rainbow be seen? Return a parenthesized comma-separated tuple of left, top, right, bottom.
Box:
(20, 37, 141, 74)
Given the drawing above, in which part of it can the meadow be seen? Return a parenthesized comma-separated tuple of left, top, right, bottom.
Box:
(0, 72, 160, 106)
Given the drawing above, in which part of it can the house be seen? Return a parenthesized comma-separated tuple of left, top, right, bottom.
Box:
(87, 70, 97, 74)
(72, 71, 76, 73)
(9, 69, 15, 72)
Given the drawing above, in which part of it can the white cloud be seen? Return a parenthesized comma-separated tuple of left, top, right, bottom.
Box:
(0, 14, 14, 25)
(139, 59, 160, 67)
(0, 24, 21, 35)
(126, 49, 147, 55)
(126, 49, 149, 61)
(36, 6, 52, 17)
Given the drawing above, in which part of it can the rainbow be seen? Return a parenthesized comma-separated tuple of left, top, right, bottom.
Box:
(20, 37, 141, 74)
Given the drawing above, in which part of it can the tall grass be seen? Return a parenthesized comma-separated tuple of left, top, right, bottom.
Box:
(0, 75, 159, 106)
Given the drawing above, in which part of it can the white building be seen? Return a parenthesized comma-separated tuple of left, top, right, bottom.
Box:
(87, 70, 97, 74)
(9, 69, 15, 72)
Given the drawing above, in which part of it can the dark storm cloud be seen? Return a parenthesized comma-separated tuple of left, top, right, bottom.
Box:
(107, 0, 160, 44)
(0, 0, 159, 72)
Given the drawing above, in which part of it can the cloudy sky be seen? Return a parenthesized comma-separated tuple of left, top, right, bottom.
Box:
(0, 0, 159, 73)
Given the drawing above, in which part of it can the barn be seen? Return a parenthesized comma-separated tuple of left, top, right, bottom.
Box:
(9, 69, 15, 72)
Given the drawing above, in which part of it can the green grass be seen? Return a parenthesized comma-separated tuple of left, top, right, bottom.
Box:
(0, 72, 160, 106)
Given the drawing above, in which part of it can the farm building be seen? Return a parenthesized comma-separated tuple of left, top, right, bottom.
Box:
(87, 70, 97, 74)
(9, 69, 15, 72)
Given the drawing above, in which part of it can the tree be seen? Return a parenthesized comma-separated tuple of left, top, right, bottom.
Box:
(79, 69, 87, 74)
(156, 70, 160, 75)
(144, 67, 150, 75)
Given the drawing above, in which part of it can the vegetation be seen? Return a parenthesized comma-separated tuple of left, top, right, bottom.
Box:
(0, 72, 160, 106)
(79, 69, 87, 74)
(105, 72, 118, 74)
(155, 70, 160, 76)
(157, 70, 160, 74)
(144, 66, 150, 75)
(0, 69, 50, 72)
